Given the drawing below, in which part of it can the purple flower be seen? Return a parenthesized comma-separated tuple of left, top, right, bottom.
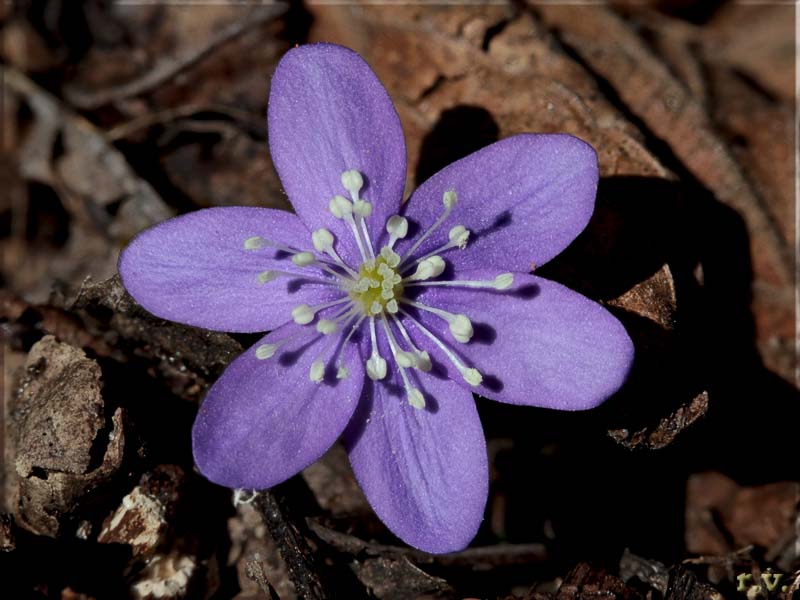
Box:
(119, 43, 633, 554)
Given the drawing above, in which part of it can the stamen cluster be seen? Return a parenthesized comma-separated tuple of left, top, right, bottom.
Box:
(243, 169, 514, 409)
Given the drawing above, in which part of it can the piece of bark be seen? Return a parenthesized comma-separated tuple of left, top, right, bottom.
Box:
(71, 276, 242, 401)
(664, 566, 722, 600)
(619, 549, 670, 595)
(98, 465, 185, 558)
(131, 553, 197, 600)
(556, 562, 642, 600)
(229, 501, 296, 600)
(10, 336, 126, 536)
(353, 555, 455, 600)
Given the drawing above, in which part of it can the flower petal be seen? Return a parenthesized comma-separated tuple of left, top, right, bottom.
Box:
(119, 207, 343, 333)
(399, 134, 598, 271)
(344, 359, 487, 554)
(268, 43, 406, 263)
(193, 321, 363, 489)
(409, 270, 633, 410)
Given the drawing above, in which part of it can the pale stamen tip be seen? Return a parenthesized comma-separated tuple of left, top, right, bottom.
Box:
(449, 314, 474, 343)
(353, 200, 373, 217)
(463, 368, 483, 387)
(442, 190, 458, 210)
(255, 344, 277, 360)
(386, 215, 408, 239)
(292, 304, 314, 325)
(316, 319, 338, 335)
(407, 388, 426, 410)
(309, 360, 325, 383)
(410, 256, 445, 281)
(366, 355, 387, 380)
(494, 273, 514, 290)
(257, 271, 278, 284)
(244, 236, 265, 250)
(329, 195, 353, 218)
(448, 225, 470, 249)
(341, 169, 364, 194)
(336, 366, 349, 380)
(292, 251, 315, 267)
(312, 228, 334, 252)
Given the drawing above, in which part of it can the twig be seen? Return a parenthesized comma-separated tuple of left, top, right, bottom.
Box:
(105, 103, 265, 141)
(254, 491, 329, 600)
(63, 3, 288, 110)
(245, 558, 282, 600)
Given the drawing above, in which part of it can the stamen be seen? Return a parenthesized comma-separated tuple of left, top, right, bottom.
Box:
(391, 314, 432, 371)
(380, 316, 426, 409)
(255, 344, 277, 359)
(309, 360, 325, 383)
(329, 195, 353, 218)
(291, 297, 350, 325)
(357, 212, 376, 259)
(406, 256, 445, 281)
(406, 273, 515, 291)
(448, 225, 470, 249)
(341, 169, 364, 201)
(292, 252, 315, 267)
(400, 190, 458, 263)
(244, 236, 265, 250)
(333, 315, 366, 380)
(400, 309, 483, 387)
(311, 228, 359, 277)
(366, 317, 387, 380)
(386, 215, 408, 249)
(256, 269, 335, 286)
(402, 300, 474, 343)
(402, 225, 470, 271)
(316, 305, 360, 335)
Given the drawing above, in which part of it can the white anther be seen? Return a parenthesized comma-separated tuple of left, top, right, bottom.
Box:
(244, 236, 265, 250)
(316, 319, 338, 335)
(396, 350, 417, 369)
(366, 355, 387, 380)
(257, 271, 279, 284)
(292, 251, 315, 266)
(353, 200, 372, 217)
(255, 344, 277, 359)
(494, 273, 514, 290)
(463, 368, 483, 386)
(329, 195, 353, 218)
(341, 169, 364, 200)
(415, 350, 432, 372)
(409, 256, 445, 281)
(291, 304, 315, 325)
(386, 299, 399, 314)
(312, 228, 334, 252)
(448, 314, 474, 343)
(386, 215, 408, 244)
(309, 360, 325, 383)
(336, 366, 349, 380)
(443, 190, 458, 209)
(370, 301, 382, 315)
(448, 225, 470, 249)
(380, 246, 401, 267)
(407, 388, 426, 409)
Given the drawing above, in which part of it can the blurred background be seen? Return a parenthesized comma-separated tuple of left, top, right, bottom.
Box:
(1, 1, 797, 598)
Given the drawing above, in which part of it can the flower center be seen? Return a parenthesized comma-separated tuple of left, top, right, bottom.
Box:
(350, 248, 404, 316)
(243, 168, 515, 409)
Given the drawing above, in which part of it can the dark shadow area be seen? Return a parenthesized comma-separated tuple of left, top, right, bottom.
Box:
(414, 105, 500, 186)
